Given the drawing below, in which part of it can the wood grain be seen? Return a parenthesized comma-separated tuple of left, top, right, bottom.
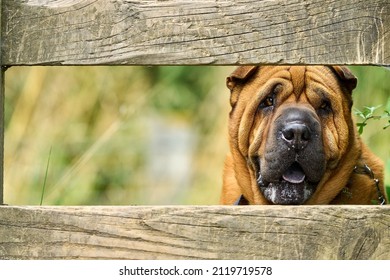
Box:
(2, 0, 389, 65)
(0, 206, 389, 259)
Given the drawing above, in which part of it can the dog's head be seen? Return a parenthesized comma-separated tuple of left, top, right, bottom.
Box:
(227, 66, 357, 205)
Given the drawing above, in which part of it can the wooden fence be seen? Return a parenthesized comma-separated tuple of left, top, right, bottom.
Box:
(0, 0, 389, 259)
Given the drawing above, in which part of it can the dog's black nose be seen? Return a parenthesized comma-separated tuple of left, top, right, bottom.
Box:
(282, 122, 311, 150)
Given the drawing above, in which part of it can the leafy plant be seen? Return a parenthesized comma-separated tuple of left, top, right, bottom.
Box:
(354, 106, 390, 134)
(383, 110, 390, 130)
(354, 105, 390, 202)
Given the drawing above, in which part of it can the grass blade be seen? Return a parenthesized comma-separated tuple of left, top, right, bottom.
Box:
(40, 147, 52, 205)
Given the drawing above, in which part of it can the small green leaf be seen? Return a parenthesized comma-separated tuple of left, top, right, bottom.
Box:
(362, 105, 381, 118)
(353, 108, 364, 118)
(357, 123, 366, 134)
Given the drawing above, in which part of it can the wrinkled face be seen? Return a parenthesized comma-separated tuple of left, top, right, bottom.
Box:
(257, 101, 325, 205)
(228, 66, 355, 205)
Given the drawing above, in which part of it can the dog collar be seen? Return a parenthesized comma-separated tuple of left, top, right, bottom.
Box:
(233, 163, 386, 205)
(353, 163, 386, 205)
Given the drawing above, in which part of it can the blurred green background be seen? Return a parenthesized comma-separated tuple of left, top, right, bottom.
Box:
(4, 66, 390, 205)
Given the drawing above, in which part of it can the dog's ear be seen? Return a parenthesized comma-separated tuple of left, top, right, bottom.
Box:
(226, 66, 258, 91)
(331, 66, 357, 93)
(227, 66, 258, 107)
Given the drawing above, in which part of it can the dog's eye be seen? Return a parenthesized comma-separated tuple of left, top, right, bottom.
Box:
(258, 84, 281, 110)
(319, 100, 332, 113)
(264, 96, 274, 107)
(259, 95, 275, 109)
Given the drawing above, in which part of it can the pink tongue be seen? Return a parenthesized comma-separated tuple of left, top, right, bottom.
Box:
(282, 162, 306, 184)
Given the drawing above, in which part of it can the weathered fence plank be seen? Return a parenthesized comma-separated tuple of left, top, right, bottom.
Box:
(2, 0, 389, 66)
(0, 206, 389, 260)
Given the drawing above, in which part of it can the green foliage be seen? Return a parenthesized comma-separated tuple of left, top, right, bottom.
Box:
(147, 66, 213, 116)
(354, 104, 390, 199)
(384, 110, 390, 130)
(350, 66, 390, 199)
(4, 66, 232, 205)
(354, 105, 389, 135)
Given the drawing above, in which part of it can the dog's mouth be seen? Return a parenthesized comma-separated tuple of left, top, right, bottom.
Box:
(257, 161, 318, 205)
(282, 162, 306, 184)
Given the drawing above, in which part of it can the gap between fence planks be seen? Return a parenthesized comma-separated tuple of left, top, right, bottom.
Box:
(0, 205, 390, 260)
(0, 0, 4, 205)
(2, 0, 389, 66)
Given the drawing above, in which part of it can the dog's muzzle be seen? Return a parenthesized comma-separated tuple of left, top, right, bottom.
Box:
(257, 106, 326, 205)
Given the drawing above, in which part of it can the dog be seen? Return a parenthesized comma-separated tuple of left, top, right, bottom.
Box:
(221, 66, 386, 205)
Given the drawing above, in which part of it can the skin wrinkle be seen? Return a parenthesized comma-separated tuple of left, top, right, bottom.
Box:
(326, 78, 350, 163)
(306, 69, 349, 167)
(306, 67, 357, 202)
(248, 78, 292, 157)
(288, 65, 306, 98)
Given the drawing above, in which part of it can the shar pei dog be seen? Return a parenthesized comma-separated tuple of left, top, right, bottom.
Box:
(221, 66, 386, 205)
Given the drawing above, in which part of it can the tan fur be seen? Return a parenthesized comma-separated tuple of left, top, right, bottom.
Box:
(221, 66, 386, 205)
